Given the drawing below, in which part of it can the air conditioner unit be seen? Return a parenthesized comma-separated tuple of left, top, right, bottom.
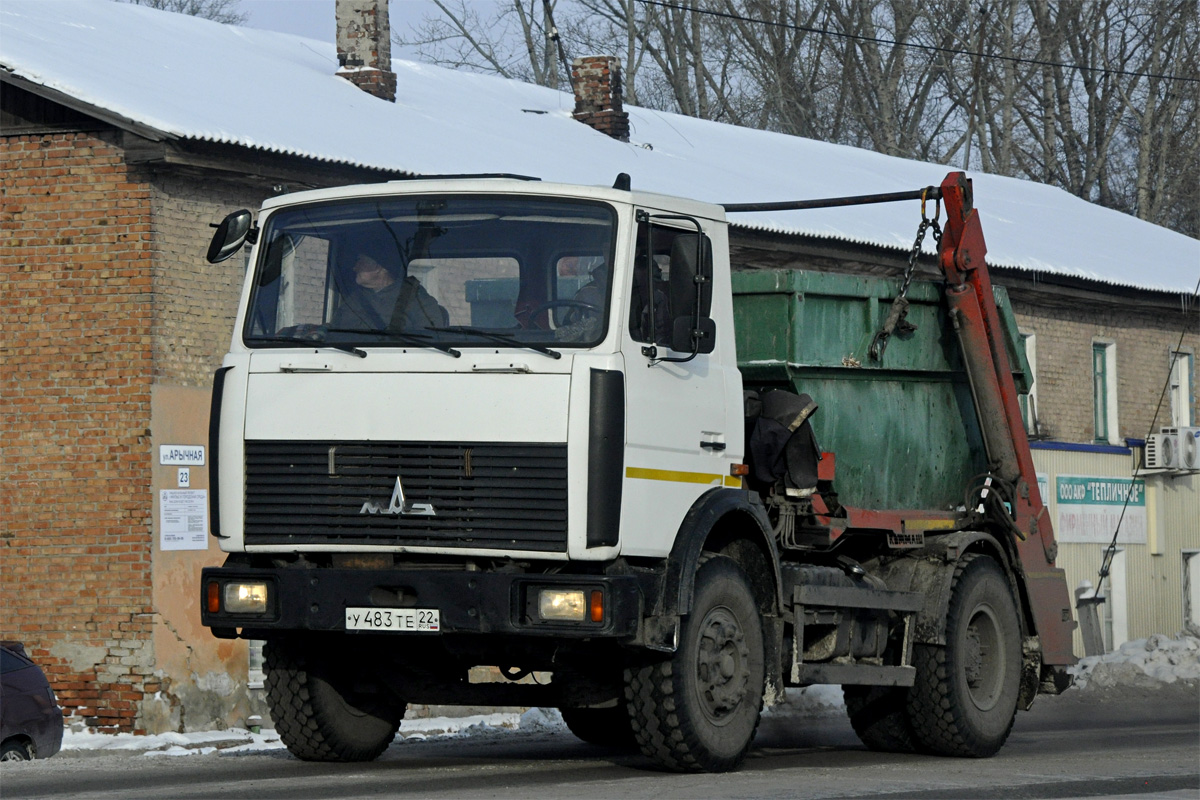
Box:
(1162, 427, 1200, 470)
(1145, 432, 1180, 469)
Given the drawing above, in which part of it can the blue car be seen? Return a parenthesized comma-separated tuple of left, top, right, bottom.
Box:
(1, 641, 63, 761)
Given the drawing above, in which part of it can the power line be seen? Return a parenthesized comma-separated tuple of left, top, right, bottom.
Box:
(634, 0, 1200, 85)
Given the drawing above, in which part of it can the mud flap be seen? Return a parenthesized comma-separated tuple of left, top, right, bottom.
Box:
(763, 615, 785, 708)
(1019, 636, 1041, 710)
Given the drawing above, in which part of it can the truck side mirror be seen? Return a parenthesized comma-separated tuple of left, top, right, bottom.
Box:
(668, 233, 715, 354)
(206, 210, 254, 264)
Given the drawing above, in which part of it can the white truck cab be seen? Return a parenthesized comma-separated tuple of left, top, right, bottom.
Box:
(213, 177, 743, 562)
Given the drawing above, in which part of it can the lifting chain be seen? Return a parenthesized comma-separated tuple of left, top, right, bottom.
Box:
(869, 189, 943, 361)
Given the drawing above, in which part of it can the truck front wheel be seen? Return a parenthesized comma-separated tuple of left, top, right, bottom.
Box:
(264, 638, 405, 762)
(908, 554, 1021, 757)
(626, 556, 765, 772)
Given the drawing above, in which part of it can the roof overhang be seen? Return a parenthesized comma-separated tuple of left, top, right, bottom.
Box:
(2, 69, 169, 142)
(730, 224, 1199, 312)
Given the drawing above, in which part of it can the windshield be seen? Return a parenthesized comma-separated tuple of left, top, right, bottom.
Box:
(244, 194, 616, 350)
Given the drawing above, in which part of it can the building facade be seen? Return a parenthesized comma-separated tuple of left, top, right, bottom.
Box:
(1010, 278, 1199, 652)
(2, 1, 1196, 735)
(2, 85, 390, 732)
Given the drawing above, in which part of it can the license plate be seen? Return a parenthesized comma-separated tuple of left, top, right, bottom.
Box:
(345, 607, 440, 632)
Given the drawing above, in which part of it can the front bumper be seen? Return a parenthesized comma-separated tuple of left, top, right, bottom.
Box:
(200, 565, 643, 640)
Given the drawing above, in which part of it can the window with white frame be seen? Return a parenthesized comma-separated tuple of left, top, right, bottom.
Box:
(1093, 341, 1118, 444)
(1019, 332, 1039, 436)
(1169, 350, 1194, 428)
(1184, 551, 1200, 630)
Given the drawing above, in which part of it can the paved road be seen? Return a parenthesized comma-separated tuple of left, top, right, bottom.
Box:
(4, 685, 1196, 799)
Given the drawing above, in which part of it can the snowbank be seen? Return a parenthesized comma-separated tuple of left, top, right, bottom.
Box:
(1069, 632, 1200, 690)
(61, 727, 283, 756)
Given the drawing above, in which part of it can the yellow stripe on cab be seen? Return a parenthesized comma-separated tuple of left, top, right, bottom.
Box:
(626, 466, 742, 488)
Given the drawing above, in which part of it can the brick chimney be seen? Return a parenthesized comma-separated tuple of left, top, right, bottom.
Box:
(335, 0, 396, 102)
(571, 56, 630, 142)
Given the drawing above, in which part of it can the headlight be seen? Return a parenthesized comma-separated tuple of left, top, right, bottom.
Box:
(223, 582, 269, 614)
(538, 589, 586, 621)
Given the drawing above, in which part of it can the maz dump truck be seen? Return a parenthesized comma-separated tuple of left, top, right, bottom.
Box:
(200, 171, 1076, 772)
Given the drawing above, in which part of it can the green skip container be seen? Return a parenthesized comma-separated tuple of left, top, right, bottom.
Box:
(731, 268, 1031, 512)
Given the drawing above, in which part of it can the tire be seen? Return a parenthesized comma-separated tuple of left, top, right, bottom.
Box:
(626, 556, 765, 772)
(908, 554, 1022, 757)
(843, 685, 920, 753)
(264, 638, 405, 762)
(0, 740, 34, 761)
(560, 706, 638, 749)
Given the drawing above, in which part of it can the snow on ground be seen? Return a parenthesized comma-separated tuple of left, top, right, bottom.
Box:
(55, 633, 1198, 757)
(61, 727, 284, 756)
(55, 691, 845, 758)
(60, 712, 532, 756)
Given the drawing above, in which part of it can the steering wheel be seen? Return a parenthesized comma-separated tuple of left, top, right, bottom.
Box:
(527, 299, 601, 329)
(277, 324, 327, 340)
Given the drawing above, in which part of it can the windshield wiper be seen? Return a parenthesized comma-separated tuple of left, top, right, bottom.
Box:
(246, 336, 367, 358)
(324, 327, 462, 358)
(425, 326, 562, 359)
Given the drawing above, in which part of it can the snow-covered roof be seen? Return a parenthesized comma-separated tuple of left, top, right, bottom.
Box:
(3, 0, 1197, 295)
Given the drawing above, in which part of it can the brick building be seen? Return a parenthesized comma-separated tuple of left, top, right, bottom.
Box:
(2, 0, 1196, 733)
(1, 106, 388, 733)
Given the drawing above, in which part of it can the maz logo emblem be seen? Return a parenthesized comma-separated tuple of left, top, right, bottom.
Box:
(360, 476, 436, 517)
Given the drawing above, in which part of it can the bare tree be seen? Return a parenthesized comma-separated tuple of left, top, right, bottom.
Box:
(397, 0, 1200, 236)
(397, 1, 567, 88)
(719, 2, 832, 135)
(119, 0, 247, 25)
(1110, 0, 1200, 231)
(1018, 0, 1199, 234)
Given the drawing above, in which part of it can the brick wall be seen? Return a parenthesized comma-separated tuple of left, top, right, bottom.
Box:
(1012, 292, 1200, 443)
(1, 131, 157, 732)
(335, 0, 397, 102)
(572, 56, 630, 142)
(150, 175, 268, 386)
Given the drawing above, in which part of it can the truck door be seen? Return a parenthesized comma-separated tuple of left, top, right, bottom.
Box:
(619, 214, 735, 557)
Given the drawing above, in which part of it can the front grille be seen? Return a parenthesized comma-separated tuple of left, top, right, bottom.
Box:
(243, 441, 568, 551)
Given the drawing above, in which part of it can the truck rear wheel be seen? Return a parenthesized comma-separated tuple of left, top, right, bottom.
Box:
(264, 639, 405, 762)
(843, 685, 919, 753)
(908, 554, 1021, 757)
(560, 706, 637, 748)
(626, 556, 765, 772)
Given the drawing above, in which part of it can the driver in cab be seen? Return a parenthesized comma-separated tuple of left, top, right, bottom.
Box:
(332, 242, 448, 331)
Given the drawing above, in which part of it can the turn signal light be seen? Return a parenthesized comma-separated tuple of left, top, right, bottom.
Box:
(590, 590, 604, 623)
(206, 581, 220, 614)
(730, 463, 749, 476)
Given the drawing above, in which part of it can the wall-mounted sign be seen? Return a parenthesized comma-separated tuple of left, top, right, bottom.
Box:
(160, 445, 205, 466)
(160, 489, 209, 551)
(1055, 474, 1146, 544)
